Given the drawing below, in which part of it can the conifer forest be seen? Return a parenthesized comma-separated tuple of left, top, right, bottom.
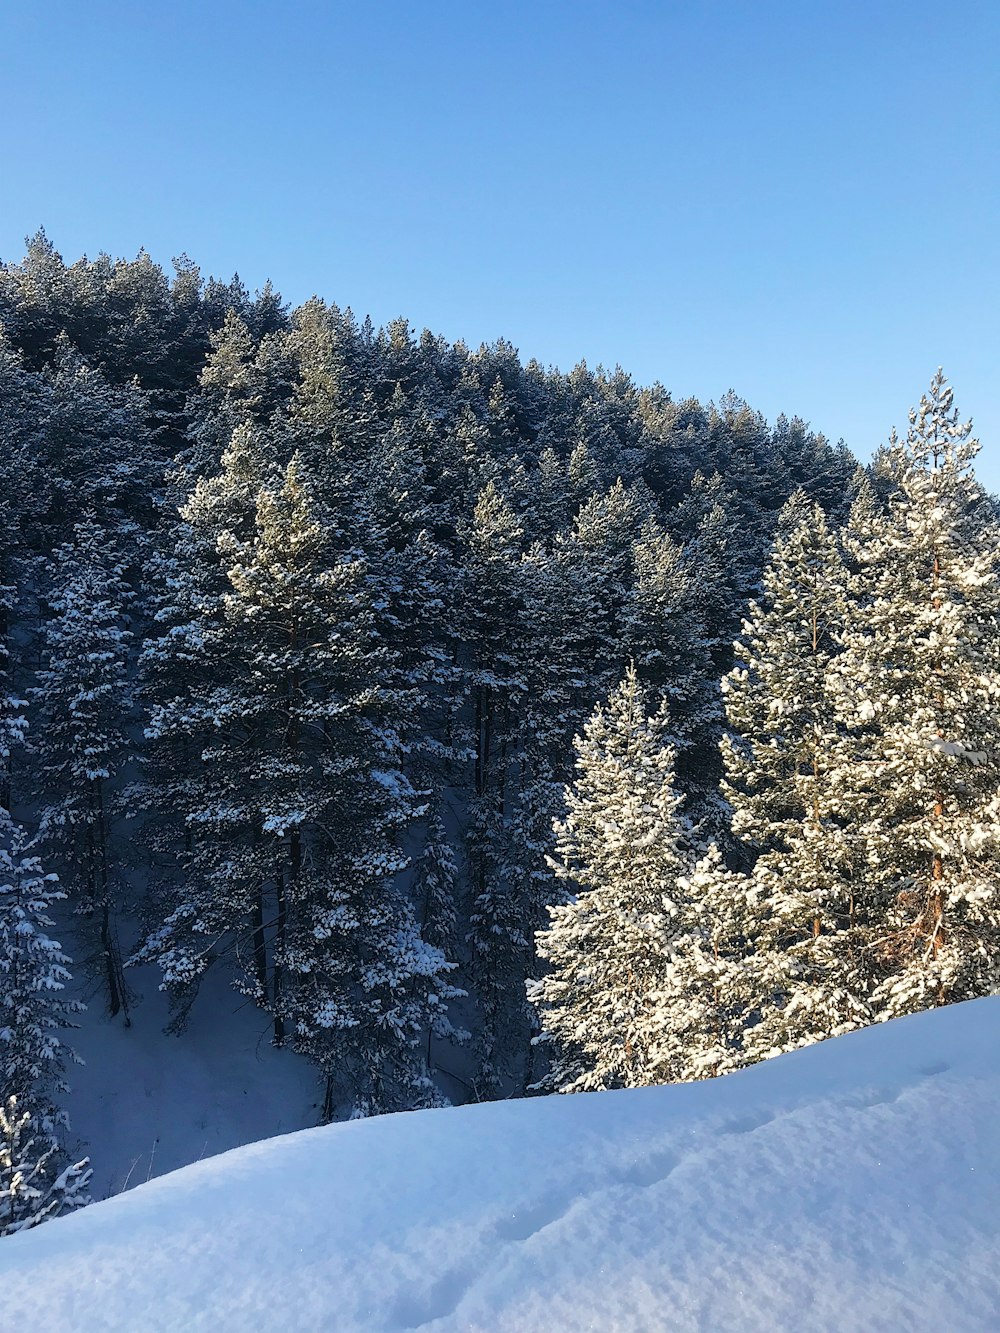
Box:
(3, 232, 999, 1235)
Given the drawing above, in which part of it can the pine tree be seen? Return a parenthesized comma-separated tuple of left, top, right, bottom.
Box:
(0, 549, 26, 817)
(0, 822, 82, 1114)
(563, 480, 652, 678)
(38, 336, 158, 549)
(0, 823, 89, 1237)
(32, 518, 133, 1019)
(0, 1096, 90, 1237)
(137, 419, 281, 873)
(722, 492, 849, 858)
(505, 541, 606, 1089)
(462, 480, 527, 1090)
(415, 812, 460, 957)
(140, 455, 462, 1115)
(832, 372, 1000, 1018)
(626, 517, 722, 826)
(720, 491, 869, 1061)
(667, 471, 754, 683)
(653, 844, 753, 1080)
(530, 667, 698, 1092)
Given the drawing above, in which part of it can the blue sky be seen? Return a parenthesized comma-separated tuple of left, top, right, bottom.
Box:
(2, 1, 997, 483)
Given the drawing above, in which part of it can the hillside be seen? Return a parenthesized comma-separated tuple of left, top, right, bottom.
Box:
(3, 998, 998, 1332)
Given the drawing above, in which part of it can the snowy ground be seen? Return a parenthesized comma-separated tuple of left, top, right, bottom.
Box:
(4, 998, 999, 1332)
(63, 957, 319, 1201)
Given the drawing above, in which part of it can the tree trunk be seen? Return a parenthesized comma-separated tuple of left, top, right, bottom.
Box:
(96, 780, 128, 1024)
(272, 870, 286, 1046)
(251, 890, 269, 1008)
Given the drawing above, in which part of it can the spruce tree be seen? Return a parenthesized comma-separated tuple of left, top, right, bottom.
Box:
(0, 823, 89, 1236)
(462, 480, 527, 1090)
(33, 518, 133, 1019)
(141, 455, 462, 1115)
(626, 517, 722, 826)
(720, 491, 869, 1061)
(0, 1096, 90, 1237)
(530, 667, 698, 1092)
(832, 372, 1000, 1018)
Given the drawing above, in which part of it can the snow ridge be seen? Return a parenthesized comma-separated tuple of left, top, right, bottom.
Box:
(2, 998, 998, 1332)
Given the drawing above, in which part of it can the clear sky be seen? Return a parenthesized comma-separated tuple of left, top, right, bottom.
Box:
(2, 1, 997, 483)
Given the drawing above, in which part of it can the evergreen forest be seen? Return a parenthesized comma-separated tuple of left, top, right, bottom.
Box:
(3, 232, 998, 1235)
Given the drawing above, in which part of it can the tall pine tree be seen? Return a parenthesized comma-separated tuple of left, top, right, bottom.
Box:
(832, 372, 1000, 1018)
(530, 668, 699, 1092)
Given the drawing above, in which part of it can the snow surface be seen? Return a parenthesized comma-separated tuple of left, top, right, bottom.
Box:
(63, 957, 318, 1200)
(4, 999, 999, 1332)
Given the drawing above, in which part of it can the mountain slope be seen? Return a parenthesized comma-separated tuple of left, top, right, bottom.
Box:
(3, 999, 998, 1332)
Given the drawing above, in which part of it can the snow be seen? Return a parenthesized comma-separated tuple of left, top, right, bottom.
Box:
(3, 999, 999, 1331)
(63, 959, 319, 1200)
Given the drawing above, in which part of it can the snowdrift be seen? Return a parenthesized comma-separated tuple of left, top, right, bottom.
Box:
(3, 999, 999, 1332)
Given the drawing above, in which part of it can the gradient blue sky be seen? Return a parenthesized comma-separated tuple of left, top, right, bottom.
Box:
(2, 1, 997, 482)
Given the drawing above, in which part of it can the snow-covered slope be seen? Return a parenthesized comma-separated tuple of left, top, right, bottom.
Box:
(4, 1000, 999, 1333)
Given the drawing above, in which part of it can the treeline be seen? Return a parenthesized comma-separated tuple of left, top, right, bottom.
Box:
(533, 376, 1000, 1092)
(2, 229, 861, 1231)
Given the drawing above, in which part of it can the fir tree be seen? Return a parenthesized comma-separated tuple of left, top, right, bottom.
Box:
(0, 1096, 90, 1237)
(0, 822, 82, 1114)
(720, 491, 870, 1061)
(832, 372, 1000, 1018)
(530, 667, 698, 1092)
(140, 456, 462, 1115)
(415, 812, 460, 957)
(0, 823, 89, 1237)
(32, 518, 133, 1019)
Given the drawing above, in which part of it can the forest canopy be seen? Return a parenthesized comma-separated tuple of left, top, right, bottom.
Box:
(2, 232, 997, 1236)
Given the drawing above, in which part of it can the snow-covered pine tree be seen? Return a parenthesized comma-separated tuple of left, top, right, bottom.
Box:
(0, 822, 89, 1236)
(0, 821, 82, 1113)
(0, 335, 55, 760)
(653, 843, 753, 1080)
(517, 442, 573, 542)
(229, 456, 462, 1116)
(529, 666, 699, 1093)
(134, 428, 304, 1031)
(566, 439, 601, 511)
(667, 471, 753, 678)
(0, 546, 26, 818)
(141, 454, 462, 1116)
(832, 372, 1000, 1018)
(0, 1096, 90, 1237)
(37, 334, 158, 551)
(178, 310, 294, 491)
(722, 491, 849, 858)
(558, 480, 652, 697)
(355, 400, 459, 778)
(415, 811, 460, 958)
(462, 479, 528, 1091)
(32, 517, 133, 1019)
(505, 539, 607, 1090)
(722, 491, 870, 1061)
(135, 419, 281, 935)
(626, 516, 722, 829)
